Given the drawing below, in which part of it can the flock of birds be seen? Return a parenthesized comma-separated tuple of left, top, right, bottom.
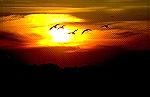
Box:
(49, 23, 111, 35)
(48, 15, 118, 35)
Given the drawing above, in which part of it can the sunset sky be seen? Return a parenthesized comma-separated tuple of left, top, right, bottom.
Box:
(0, 0, 150, 67)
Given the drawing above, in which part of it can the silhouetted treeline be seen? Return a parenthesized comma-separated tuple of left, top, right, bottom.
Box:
(0, 49, 149, 81)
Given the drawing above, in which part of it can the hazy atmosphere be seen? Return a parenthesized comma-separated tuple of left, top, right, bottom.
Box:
(0, 0, 149, 67)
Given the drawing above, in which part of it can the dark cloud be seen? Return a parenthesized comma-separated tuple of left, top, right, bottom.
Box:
(0, 31, 25, 43)
(114, 31, 141, 37)
(0, 15, 25, 22)
(0, 0, 148, 7)
(0, 30, 45, 48)
(0, 0, 149, 22)
(71, 6, 149, 22)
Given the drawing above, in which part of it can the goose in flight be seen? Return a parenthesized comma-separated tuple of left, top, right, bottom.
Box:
(101, 24, 110, 28)
(81, 29, 92, 35)
(68, 29, 78, 35)
(57, 25, 65, 29)
(101, 22, 122, 29)
(49, 24, 59, 30)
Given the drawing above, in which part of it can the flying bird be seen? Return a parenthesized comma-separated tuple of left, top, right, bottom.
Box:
(49, 24, 59, 30)
(81, 29, 92, 35)
(57, 25, 65, 29)
(101, 22, 122, 29)
(68, 29, 78, 35)
(101, 24, 110, 28)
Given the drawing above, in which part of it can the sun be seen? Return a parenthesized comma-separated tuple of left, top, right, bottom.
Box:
(31, 14, 87, 47)
(49, 28, 71, 42)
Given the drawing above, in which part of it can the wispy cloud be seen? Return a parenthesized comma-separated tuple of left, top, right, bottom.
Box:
(0, 30, 44, 48)
(0, 31, 25, 43)
(0, 15, 25, 22)
(1, 0, 148, 7)
(106, 8, 125, 12)
(0, 7, 106, 14)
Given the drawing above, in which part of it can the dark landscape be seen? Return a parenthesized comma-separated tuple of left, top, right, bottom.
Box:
(1, 49, 149, 81)
(0, 0, 149, 83)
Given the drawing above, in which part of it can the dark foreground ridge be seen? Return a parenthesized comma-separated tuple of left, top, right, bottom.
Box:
(0, 49, 149, 81)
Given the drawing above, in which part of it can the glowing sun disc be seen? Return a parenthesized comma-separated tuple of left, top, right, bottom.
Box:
(49, 28, 71, 42)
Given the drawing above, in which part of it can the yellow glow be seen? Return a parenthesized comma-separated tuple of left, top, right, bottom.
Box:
(29, 14, 88, 47)
(38, 26, 89, 47)
(1, 13, 89, 47)
(50, 28, 71, 42)
(25, 14, 84, 26)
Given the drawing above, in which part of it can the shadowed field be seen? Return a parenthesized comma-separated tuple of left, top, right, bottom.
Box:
(1, 49, 149, 81)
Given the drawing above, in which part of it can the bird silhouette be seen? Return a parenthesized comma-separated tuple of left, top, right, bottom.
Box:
(101, 22, 122, 29)
(101, 24, 110, 28)
(57, 25, 65, 29)
(68, 29, 78, 35)
(81, 29, 92, 35)
(49, 24, 59, 30)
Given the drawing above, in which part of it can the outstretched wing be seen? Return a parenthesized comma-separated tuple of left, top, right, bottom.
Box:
(81, 30, 85, 35)
(54, 24, 59, 27)
(49, 27, 53, 30)
(88, 29, 92, 31)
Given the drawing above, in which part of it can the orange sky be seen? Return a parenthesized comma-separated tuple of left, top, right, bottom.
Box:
(0, 0, 149, 67)
(0, 13, 149, 50)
